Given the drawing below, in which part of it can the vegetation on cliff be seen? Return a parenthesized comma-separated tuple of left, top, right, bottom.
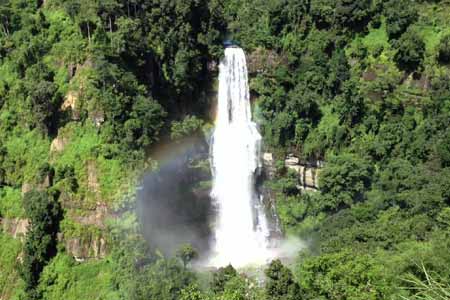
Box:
(1, 0, 450, 299)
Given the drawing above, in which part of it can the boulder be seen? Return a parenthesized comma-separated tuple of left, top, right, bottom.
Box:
(50, 136, 68, 153)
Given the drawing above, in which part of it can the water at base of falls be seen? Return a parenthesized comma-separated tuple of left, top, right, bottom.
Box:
(208, 47, 274, 268)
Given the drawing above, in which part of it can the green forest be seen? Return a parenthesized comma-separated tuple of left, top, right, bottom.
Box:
(1, 0, 450, 299)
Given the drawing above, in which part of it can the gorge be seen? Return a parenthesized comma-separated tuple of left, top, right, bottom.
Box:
(1, 1, 450, 299)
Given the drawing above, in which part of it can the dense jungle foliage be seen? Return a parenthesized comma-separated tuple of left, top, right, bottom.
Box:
(1, 0, 450, 299)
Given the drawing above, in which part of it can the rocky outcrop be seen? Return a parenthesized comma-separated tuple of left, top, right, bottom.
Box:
(61, 59, 94, 120)
(61, 91, 81, 120)
(362, 64, 391, 81)
(262, 152, 276, 179)
(1, 199, 112, 260)
(50, 136, 69, 153)
(62, 90, 77, 111)
(362, 69, 377, 81)
(71, 202, 109, 229)
(90, 110, 105, 127)
(261, 152, 323, 190)
(207, 60, 218, 73)
(21, 174, 52, 196)
(0, 218, 29, 239)
(1, 214, 109, 261)
(21, 183, 33, 196)
(87, 160, 101, 196)
(405, 73, 431, 91)
(247, 48, 287, 75)
(62, 198, 112, 261)
(285, 154, 322, 191)
(64, 235, 107, 262)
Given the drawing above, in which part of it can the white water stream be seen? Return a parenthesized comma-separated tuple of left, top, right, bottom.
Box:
(208, 47, 273, 267)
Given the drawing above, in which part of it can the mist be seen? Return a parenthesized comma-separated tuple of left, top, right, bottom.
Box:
(135, 134, 307, 267)
(136, 135, 214, 257)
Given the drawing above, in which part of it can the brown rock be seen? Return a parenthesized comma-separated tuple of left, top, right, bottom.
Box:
(87, 161, 100, 194)
(247, 48, 287, 74)
(65, 234, 108, 261)
(1, 218, 29, 239)
(72, 202, 108, 228)
(284, 154, 322, 190)
(263, 152, 276, 178)
(21, 183, 33, 196)
(65, 238, 84, 261)
(62, 91, 81, 120)
(62, 91, 78, 111)
(50, 136, 69, 153)
(207, 60, 218, 73)
(90, 110, 105, 127)
(362, 69, 377, 81)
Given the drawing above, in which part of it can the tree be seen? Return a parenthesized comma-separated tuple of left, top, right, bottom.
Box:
(55, 164, 78, 193)
(437, 129, 450, 167)
(0, 145, 6, 186)
(20, 190, 62, 299)
(138, 258, 196, 300)
(265, 259, 301, 300)
(394, 30, 425, 72)
(335, 0, 373, 31)
(403, 265, 450, 300)
(212, 264, 238, 293)
(170, 116, 204, 141)
(437, 34, 450, 64)
(384, 0, 418, 39)
(298, 251, 391, 300)
(328, 49, 350, 95)
(23, 63, 61, 134)
(310, 0, 335, 29)
(180, 284, 210, 300)
(176, 244, 198, 268)
(319, 153, 373, 210)
(335, 79, 365, 127)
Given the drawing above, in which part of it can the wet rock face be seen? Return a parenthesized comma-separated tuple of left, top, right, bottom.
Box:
(258, 153, 283, 239)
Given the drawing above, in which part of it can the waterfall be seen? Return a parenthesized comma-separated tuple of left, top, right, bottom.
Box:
(208, 47, 273, 267)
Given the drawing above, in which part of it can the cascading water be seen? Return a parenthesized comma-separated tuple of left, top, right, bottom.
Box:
(208, 47, 273, 267)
